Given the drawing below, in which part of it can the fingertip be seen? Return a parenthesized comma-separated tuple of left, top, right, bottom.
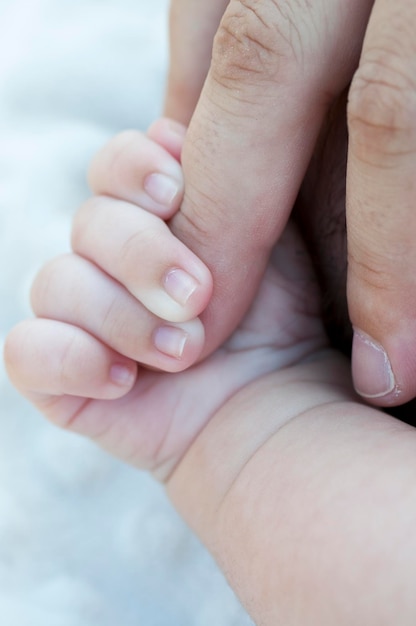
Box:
(351, 329, 398, 403)
(4, 318, 138, 402)
(141, 285, 206, 326)
(151, 317, 205, 373)
(72, 354, 138, 401)
(147, 117, 187, 162)
(135, 241, 213, 325)
(351, 328, 416, 408)
(160, 262, 213, 323)
(109, 362, 137, 391)
(142, 171, 183, 219)
(87, 130, 184, 220)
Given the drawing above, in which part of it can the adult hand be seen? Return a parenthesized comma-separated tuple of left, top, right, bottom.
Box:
(164, 0, 416, 407)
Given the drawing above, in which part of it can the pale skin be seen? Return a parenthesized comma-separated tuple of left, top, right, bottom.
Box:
(5, 120, 416, 625)
(164, 0, 416, 407)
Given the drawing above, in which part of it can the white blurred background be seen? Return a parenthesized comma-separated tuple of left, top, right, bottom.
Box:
(0, 1, 253, 623)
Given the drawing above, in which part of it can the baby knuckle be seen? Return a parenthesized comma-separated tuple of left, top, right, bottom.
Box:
(118, 228, 159, 280)
(3, 325, 36, 391)
(88, 130, 140, 188)
(99, 295, 123, 344)
(103, 130, 141, 177)
(348, 50, 416, 164)
(71, 196, 104, 250)
(58, 334, 80, 389)
(212, 0, 300, 89)
(3, 327, 21, 379)
(30, 257, 62, 312)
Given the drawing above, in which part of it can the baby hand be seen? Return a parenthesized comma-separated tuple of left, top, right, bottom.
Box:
(5, 119, 213, 404)
(3, 119, 327, 479)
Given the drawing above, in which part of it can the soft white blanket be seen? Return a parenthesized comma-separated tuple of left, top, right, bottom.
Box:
(0, 1, 253, 623)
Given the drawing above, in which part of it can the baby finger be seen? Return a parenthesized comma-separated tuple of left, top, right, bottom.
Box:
(71, 196, 213, 323)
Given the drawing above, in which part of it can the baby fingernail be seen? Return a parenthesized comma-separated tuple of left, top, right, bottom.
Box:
(154, 326, 188, 359)
(164, 268, 199, 307)
(144, 173, 180, 207)
(352, 329, 396, 398)
(110, 363, 136, 387)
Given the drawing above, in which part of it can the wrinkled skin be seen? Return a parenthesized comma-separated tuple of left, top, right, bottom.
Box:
(165, 0, 416, 407)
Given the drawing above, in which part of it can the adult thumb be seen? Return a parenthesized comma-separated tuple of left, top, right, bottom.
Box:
(347, 0, 416, 407)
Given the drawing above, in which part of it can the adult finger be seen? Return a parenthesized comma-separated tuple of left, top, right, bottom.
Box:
(164, 0, 229, 124)
(347, 0, 416, 406)
(170, 0, 373, 359)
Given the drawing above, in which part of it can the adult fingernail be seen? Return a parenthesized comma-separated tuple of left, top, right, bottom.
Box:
(163, 268, 199, 307)
(153, 326, 188, 359)
(144, 173, 181, 207)
(352, 328, 396, 398)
